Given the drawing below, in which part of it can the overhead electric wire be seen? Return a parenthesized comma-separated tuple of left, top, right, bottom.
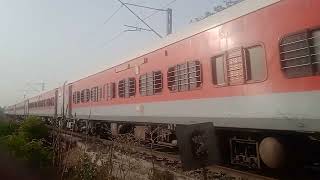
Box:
(143, 0, 177, 21)
(102, 0, 178, 47)
(103, 4, 123, 24)
(117, 0, 163, 38)
(101, 31, 125, 47)
(102, 0, 134, 25)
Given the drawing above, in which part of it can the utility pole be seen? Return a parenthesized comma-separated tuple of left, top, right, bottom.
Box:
(166, 8, 172, 35)
(118, 1, 173, 37)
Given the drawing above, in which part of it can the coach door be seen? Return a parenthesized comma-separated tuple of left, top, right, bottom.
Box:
(67, 84, 72, 118)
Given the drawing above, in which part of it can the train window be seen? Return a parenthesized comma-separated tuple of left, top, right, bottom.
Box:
(103, 85, 106, 99)
(76, 91, 81, 104)
(80, 90, 85, 103)
(226, 48, 246, 85)
(100, 87, 103, 100)
(279, 29, 320, 78)
(106, 82, 116, 100)
(154, 71, 162, 93)
(118, 78, 136, 98)
(73, 92, 77, 104)
(245, 45, 267, 82)
(98, 87, 103, 101)
(212, 55, 226, 85)
(212, 45, 266, 86)
(85, 89, 90, 102)
(118, 80, 125, 98)
(167, 60, 202, 92)
(313, 30, 320, 72)
(91, 87, 98, 102)
(128, 78, 136, 97)
(139, 71, 163, 96)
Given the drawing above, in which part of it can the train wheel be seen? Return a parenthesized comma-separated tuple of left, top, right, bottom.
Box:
(259, 137, 285, 169)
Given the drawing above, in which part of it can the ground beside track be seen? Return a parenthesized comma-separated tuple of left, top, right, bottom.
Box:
(54, 129, 276, 180)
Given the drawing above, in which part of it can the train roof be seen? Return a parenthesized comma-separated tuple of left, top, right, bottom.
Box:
(71, 0, 280, 84)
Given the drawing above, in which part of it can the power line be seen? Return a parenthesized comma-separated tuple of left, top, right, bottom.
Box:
(123, 2, 173, 35)
(103, 5, 123, 24)
(123, 3, 168, 12)
(102, 0, 178, 47)
(140, 0, 177, 22)
(117, 0, 163, 38)
(102, 0, 135, 26)
(101, 31, 125, 47)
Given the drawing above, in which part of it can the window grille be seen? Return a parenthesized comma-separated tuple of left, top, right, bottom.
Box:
(91, 87, 98, 102)
(73, 92, 77, 104)
(118, 78, 136, 98)
(139, 71, 163, 96)
(225, 48, 246, 85)
(76, 91, 80, 104)
(279, 29, 320, 78)
(85, 89, 90, 102)
(81, 90, 85, 103)
(167, 60, 202, 92)
(97, 87, 103, 102)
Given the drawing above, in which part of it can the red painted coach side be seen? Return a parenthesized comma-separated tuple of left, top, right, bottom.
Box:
(28, 89, 57, 117)
(71, 0, 320, 108)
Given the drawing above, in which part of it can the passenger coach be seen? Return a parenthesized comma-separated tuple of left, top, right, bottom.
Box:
(6, 0, 320, 170)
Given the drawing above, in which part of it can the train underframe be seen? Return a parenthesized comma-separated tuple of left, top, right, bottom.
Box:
(11, 115, 320, 174)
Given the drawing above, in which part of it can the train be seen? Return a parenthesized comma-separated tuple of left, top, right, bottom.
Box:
(5, 0, 320, 171)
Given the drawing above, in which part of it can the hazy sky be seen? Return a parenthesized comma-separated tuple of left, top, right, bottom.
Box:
(0, 0, 223, 106)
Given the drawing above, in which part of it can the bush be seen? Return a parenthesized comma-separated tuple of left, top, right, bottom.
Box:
(19, 116, 48, 140)
(0, 116, 52, 168)
(22, 140, 53, 168)
(4, 134, 27, 157)
(0, 122, 19, 137)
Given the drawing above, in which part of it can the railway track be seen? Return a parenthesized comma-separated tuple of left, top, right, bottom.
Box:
(50, 127, 276, 180)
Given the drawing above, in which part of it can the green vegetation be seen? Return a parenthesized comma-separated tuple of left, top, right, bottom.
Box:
(0, 106, 5, 121)
(19, 116, 49, 140)
(0, 121, 18, 137)
(0, 116, 52, 168)
(72, 153, 98, 180)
